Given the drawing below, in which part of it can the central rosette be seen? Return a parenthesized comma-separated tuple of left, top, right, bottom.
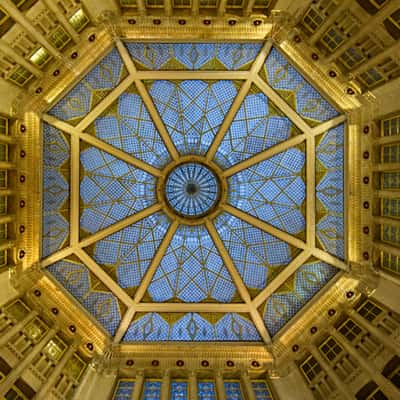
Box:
(165, 162, 220, 218)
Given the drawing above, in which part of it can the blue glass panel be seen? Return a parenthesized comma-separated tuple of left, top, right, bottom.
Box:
(42, 123, 70, 258)
(198, 382, 217, 400)
(80, 146, 156, 234)
(252, 381, 274, 400)
(142, 380, 162, 400)
(170, 381, 188, 400)
(261, 48, 338, 124)
(148, 80, 237, 156)
(228, 147, 306, 236)
(48, 259, 121, 335)
(126, 43, 262, 70)
(214, 90, 296, 169)
(214, 212, 296, 292)
(113, 380, 135, 400)
(263, 260, 337, 336)
(93, 91, 171, 169)
(49, 48, 125, 124)
(316, 124, 344, 259)
(147, 224, 237, 303)
(93, 212, 170, 291)
(123, 313, 261, 342)
(224, 381, 243, 400)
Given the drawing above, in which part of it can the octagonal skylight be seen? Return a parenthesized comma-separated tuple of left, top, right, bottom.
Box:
(41, 41, 346, 342)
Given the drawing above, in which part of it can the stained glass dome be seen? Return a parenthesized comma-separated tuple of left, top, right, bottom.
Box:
(41, 41, 346, 343)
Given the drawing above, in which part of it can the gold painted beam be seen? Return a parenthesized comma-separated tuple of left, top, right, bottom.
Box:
(132, 220, 179, 303)
(76, 248, 134, 306)
(222, 135, 306, 177)
(135, 71, 249, 80)
(223, 204, 307, 250)
(132, 303, 250, 312)
(306, 137, 316, 247)
(205, 220, 271, 343)
(75, 74, 136, 131)
(253, 75, 311, 134)
(135, 79, 180, 161)
(113, 306, 137, 343)
(311, 114, 347, 137)
(206, 40, 273, 162)
(41, 114, 162, 177)
(253, 250, 311, 308)
(311, 248, 349, 271)
(70, 135, 80, 246)
(115, 38, 137, 75)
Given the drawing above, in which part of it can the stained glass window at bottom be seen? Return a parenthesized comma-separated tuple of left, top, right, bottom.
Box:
(113, 379, 135, 399)
(224, 381, 243, 400)
(198, 381, 217, 400)
(252, 381, 274, 400)
(142, 380, 161, 400)
(170, 381, 188, 400)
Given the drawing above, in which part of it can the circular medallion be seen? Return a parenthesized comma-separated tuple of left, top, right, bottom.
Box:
(165, 163, 219, 218)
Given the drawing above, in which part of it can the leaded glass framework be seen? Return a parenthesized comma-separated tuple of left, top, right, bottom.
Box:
(40, 40, 347, 344)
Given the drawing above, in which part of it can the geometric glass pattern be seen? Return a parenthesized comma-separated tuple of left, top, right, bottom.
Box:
(260, 47, 339, 126)
(42, 123, 70, 258)
(165, 163, 219, 217)
(42, 40, 345, 342)
(228, 145, 306, 237)
(262, 259, 338, 336)
(316, 124, 345, 259)
(123, 312, 261, 341)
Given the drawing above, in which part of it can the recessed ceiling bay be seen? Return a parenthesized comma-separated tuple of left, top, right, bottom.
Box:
(41, 41, 346, 343)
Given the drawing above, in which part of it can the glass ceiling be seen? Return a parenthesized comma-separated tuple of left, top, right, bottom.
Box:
(41, 41, 346, 343)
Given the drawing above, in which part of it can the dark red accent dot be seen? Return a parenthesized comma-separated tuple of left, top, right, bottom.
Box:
(346, 291, 354, 299)
(347, 87, 355, 95)
(71, 52, 78, 59)
(128, 19, 136, 24)
(153, 19, 161, 25)
(311, 53, 319, 60)
(151, 360, 159, 366)
(20, 175, 25, 183)
(294, 35, 301, 43)
(292, 344, 299, 352)
(51, 307, 59, 315)
(19, 225, 25, 234)
(228, 19, 236, 26)
(20, 124, 26, 133)
(20, 150, 25, 158)
(363, 226, 370, 234)
(53, 70, 60, 77)
(178, 19, 186, 25)
(201, 360, 209, 367)
(89, 34, 96, 42)
(363, 176, 369, 184)
(86, 343, 94, 351)
(126, 359, 134, 366)
(34, 289, 41, 297)
(363, 251, 369, 260)
(363, 126, 370, 134)
(363, 201, 370, 209)
(251, 360, 260, 368)
(310, 326, 317, 334)
(69, 325, 76, 333)
(19, 250, 25, 258)
(328, 309, 336, 316)
(226, 360, 234, 367)
(253, 20, 262, 26)
(363, 151, 370, 159)
(329, 70, 337, 77)
(35, 87, 42, 94)
(203, 19, 211, 25)
(176, 360, 184, 367)
(20, 200, 25, 208)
